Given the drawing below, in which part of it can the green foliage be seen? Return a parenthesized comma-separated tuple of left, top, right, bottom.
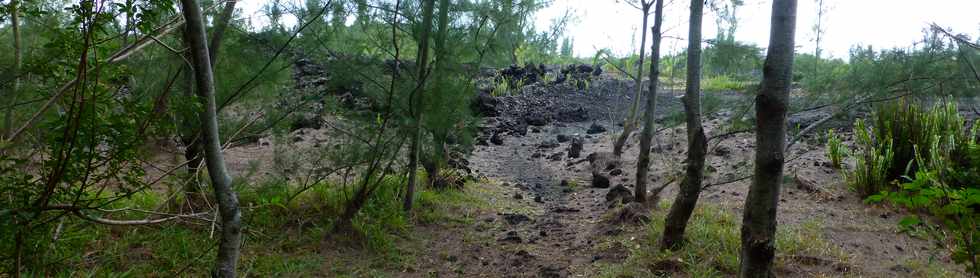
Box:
(701, 74, 752, 92)
(796, 29, 979, 106)
(825, 129, 847, 169)
(598, 203, 847, 277)
(852, 99, 980, 275)
(702, 38, 764, 79)
(848, 99, 974, 197)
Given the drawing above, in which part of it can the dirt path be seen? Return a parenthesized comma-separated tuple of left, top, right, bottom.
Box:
(463, 121, 617, 277)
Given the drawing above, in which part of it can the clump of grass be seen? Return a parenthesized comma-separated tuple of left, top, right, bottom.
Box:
(702, 75, 752, 92)
(826, 129, 847, 169)
(849, 118, 895, 198)
(599, 203, 848, 277)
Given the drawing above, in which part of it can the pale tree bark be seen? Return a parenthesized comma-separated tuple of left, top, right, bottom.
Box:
(179, 0, 242, 276)
(660, 0, 707, 250)
(612, 0, 652, 156)
(403, 0, 436, 212)
(5, 0, 22, 138)
(738, 0, 797, 276)
(633, 0, 663, 204)
(183, 0, 237, 185)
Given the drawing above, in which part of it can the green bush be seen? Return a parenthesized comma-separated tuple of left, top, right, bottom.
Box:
(851, 99, 979, 275)
(849, 98, 973, 197)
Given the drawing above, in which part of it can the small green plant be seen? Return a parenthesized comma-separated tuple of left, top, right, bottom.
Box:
(825, 129, 847, 169)
(490, 79, 511, 97)
(869, 169, 980, 276)
(701, 75, 752, 92)
(848, 118, 895, 197)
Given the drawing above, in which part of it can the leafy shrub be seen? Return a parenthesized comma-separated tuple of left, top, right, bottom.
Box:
(849, 98, 973, 197)
(852, 99, 980, 275)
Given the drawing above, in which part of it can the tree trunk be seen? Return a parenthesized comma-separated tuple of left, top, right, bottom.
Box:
(738, 0, 797, 277)
(5, 0, 22, 138)
(182, 0, 236, 184)
(209, 0, 237, 67)
(404, 0, 436, 212)
(633, 0, 664, 204)
(179, 0, 242, 276)
(612, 1, 651, 156)
(660, 0, 707, 250)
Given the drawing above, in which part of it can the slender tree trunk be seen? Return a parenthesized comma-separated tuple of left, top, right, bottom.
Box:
(738, 0, 797, 276)
(209, 0, 237, 67)
(613, 1, 651, 156)
(404, 0, 436, 212)
(633, 0, 664, 204)
(422, 0, 452, 185)
(179, 0, 242, 276)
(660, 0, 707, 250)
(183, 0, 236, 184)
(5, 0, 22, 138)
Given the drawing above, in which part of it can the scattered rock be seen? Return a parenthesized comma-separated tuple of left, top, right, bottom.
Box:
(556, 107, 589, 122)
(499, 230, 522, 243)
(605, 184, 633, 204)
(592, 172, 611, 188)
(609, 169, 623, 176)
(538, 140, 560, 149)
(586, 123, 607, 134)
(547, 152, 564, 161)
(713, 145, 732, 157)
(610, 202, 651, 225)
(490, 133, 505, 145)
(556, 134, 571, 143)
(502, 213, 531, 225)
(526, 114, 549, 126)
(538, 265, 563, 278)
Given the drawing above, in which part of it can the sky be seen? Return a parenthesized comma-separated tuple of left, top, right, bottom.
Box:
(238, 0, 980, 59)
(535, 0, 980, 58)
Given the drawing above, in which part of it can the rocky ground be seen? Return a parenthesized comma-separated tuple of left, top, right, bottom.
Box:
(393, 72, 968, 277)
(141, 62, 969, 276)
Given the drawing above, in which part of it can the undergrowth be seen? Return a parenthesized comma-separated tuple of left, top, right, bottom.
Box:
(598, 202, 849, 277)
(43, 176, 485, 276)
(850, 99, 980, 276)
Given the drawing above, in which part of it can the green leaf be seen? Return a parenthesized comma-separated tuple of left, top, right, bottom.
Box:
(898, 216, 921, 229)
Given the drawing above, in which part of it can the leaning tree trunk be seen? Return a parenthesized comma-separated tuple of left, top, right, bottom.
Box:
(633, 0, 664, 204)
(738, 0, 797, 277)
(403, 0, 436, 212)
(612, 1, 651, 156)
(179, 0, 242, 276)
(5, 0, 22, 138)
(660, 0, 707, 250)
(181, 0, 236, 189)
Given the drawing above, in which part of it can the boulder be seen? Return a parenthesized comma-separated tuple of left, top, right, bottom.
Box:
(605, 184, 633, 204)
(587, 123, 607, 134)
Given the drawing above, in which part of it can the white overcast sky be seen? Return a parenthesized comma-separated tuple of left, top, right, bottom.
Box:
(238, 0, 980, 59)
